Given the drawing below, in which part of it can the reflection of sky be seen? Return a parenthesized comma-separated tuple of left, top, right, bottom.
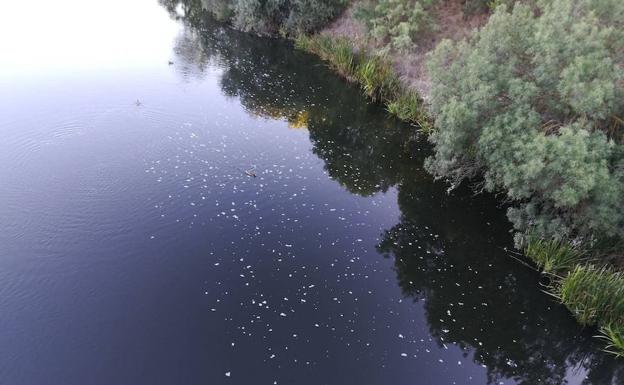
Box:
(0, 0, 180, 79)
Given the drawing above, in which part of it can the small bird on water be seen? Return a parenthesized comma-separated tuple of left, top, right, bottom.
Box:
(244, 166, 257, 177)
(135, 99, 142, 106)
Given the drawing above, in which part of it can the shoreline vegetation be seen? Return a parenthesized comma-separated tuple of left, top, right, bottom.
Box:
(294, 35, 432, 131)
(198, 0, 624, 356)
(525, 239, 624, 357)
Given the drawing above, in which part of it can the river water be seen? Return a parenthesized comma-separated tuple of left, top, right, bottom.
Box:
(0, 1, 622, 384)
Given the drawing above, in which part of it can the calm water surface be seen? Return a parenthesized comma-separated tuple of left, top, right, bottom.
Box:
(1, 1, 623, 384)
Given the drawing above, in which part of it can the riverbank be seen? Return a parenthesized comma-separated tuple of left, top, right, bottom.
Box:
(197, 0, 624, 358)
(292, 0, 486, 129)
(294, 35, 431, 131)
(317, 0, 487, 102)
(292, 0, 624, 358)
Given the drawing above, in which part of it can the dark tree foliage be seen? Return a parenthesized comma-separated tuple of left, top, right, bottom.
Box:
(200, 0, 347, 36)
(426, 0, 624, 251)
(377, 177, 624, 384)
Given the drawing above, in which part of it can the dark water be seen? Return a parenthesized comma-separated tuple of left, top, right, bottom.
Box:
(0, 1, 622, 384)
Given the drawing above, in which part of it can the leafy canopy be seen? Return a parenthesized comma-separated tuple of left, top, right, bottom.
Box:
(426, 0, 624, 246)
(355, 0, 436, 52)
(201, 0, 347, 36)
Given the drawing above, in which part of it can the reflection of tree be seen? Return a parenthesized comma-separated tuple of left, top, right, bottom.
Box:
(203, 30, 421, 196)
(161, 0, 423, 197)
(159, 0, 205, 24)
(307, 112, 418, 196)
(159, 1, 624, 383)
(378, 179, 624, 385)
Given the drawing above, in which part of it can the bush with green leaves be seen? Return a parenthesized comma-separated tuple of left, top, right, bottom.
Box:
(355, 0, 436, 52)
(426, 0, 624, 248)
(200, 0, 346, 36)
(460, 0, 518, 15)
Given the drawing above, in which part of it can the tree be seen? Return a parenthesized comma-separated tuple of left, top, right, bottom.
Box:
(426, 0, 624, 248)
(200, 0, 347, 36)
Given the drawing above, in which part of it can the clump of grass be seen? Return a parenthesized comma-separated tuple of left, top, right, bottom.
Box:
(294, 35, 359, 78)
(522, 238, 624, 358)
(295, 34, 431, 129)
(525, 237, 583, 275)
(294, 34, 317, 51)
(354, 55, 401, 102)
(598, 324, 624, 358)
(558, 265, 624, 327)
(332, 41, 358, 76)
(387, 89, 432, 132)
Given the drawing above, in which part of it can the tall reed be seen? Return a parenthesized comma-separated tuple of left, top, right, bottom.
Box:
(524, 239, 624, 358)
(525, 237, 583, 275)
(558, 265, 624, 327)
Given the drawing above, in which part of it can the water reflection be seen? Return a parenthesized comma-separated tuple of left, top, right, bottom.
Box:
(160, 1, 624, 383)
(379, 179, 624, 384)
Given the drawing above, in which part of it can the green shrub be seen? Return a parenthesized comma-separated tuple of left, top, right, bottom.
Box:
(355, 0, 436, 52)
(426, 0, 624, 247)
(461, 0, 518, 15)
(200, 0, 347, 36)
